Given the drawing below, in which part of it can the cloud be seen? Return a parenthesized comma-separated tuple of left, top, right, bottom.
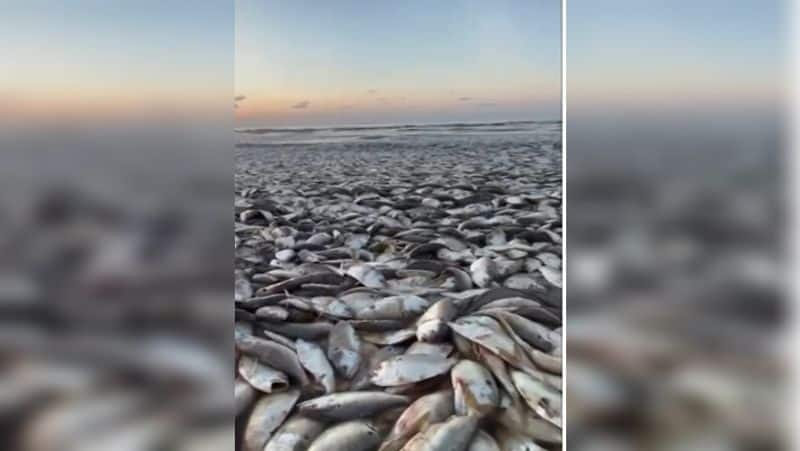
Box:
(376, 97, 390, 104)
(366, 89, 377, 95)
(291, 100, 310, 109)
(458, 97, 472, 102)
(234, 95, 246, 102)
(477, 102, 498, 107)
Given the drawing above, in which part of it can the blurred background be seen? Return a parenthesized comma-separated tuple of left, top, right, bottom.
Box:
(566, 1, 789, 450)
(0, 2, 233, 449)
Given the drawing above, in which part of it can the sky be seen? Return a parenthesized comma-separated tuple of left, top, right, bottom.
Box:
(567, 0, 786, 175)
(568, 0, 785, 117)
(235, 0, 562, 127)
(0, 1, 232, 123)
(1, 1, 783, 127)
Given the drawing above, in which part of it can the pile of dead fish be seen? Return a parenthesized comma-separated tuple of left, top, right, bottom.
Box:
(235, 143, 562, 450)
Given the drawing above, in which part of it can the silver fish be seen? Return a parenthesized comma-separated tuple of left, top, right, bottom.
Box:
(238, 355, 290, 393)
(403, 415, 478, 451)
(328, 320, 362, 378)
(467, 430, 501, 451)
(448, 316, 535, 374)
(451, 359, 500, 416)
(416, 298, 459, 342)
(469, 257, 497, 288)
(295, 338, 336, 394)
(264, 415, 326, 451)
(371, 354, 456, 387)
(378, 389, 454, 451)
(494, 428, 547, 451)
(243, 389, 300, 451)
(298, 391, 409, 421)
(511, 370, 562, 427)
(235, 334, 309, 385)
(235, 377, 256, 417)
(307, 421, 384, 451)
(346, 264, 386, 288)
(405, 341, 454, 359)
(356, 295, 430, 320)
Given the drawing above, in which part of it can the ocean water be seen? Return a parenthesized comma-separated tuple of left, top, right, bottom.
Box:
(235, 120, 561, 147)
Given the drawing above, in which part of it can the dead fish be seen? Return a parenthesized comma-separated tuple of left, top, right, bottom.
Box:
(474, 346, 518, 402)
(495, 396, 561, 445)
(236, 147, 563, 450)
(351, 344, 404, 390)
(404, 415, 478, 451)
(346, 233, 370, 249)
(296, 339, 336, 394)
(407, 242, 448, 258)
(235, 334, 309, 385)
(493, 258, 524, 278)
(309, 296, 354, 319)
(256, 305, 290, 322)
(478, 301, 560, 327)
(235, 276, 253, 302)
(535, 252, 561, 268)
(510, 370, 562, 427)
(371, 354, 456, 387)
(238, 355, 290, 393)
(448, 316, 535, 375)
(436, 248, 474, 263)
(328, 321, 362, 378)
(298, 391, 409, 421)
(350, 319, 410, 332)
(503, 274, 545, 292)
(467, 430, 501, 451)
(235, 377, 256, 416)
(496, 317, 562, 375)
(405, 341, 454, 358)
(276, 249, 296, 262)
(383, 374, 449, 397)
(259, 273, 346, 295)
(451, 360, 500, 416)
(307, 232, 333, 246)
(416, 298, 459, 342)
(235, 321, 253, 341)
(339, 288, 385, 312)
(243, 389, 300, 451)
(263, 321, 333, 341)
(431, 235, 469, 252)
(466, 287, 532, 311)
(485, 311, 555, 352)
(538, 265, 562, 288)
(260, 329, 298, 350)
(238, 293, 288, 310)
(347, 264, 386, 288)
(486, 229, 507, 246)
(470, 257, 497, 288)
(264, 415, 326, 451)
(307, 420, 384, 451)
(524, 258, 542, 273)
(494, 428, 547, 451)
(452, 332, 479, 360)
(356, 295, 430, 320)
(378, 389, 454, 451)
(362, 328, 418, 346)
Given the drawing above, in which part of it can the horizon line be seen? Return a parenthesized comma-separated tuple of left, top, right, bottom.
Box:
(235, 118, 562, 132)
